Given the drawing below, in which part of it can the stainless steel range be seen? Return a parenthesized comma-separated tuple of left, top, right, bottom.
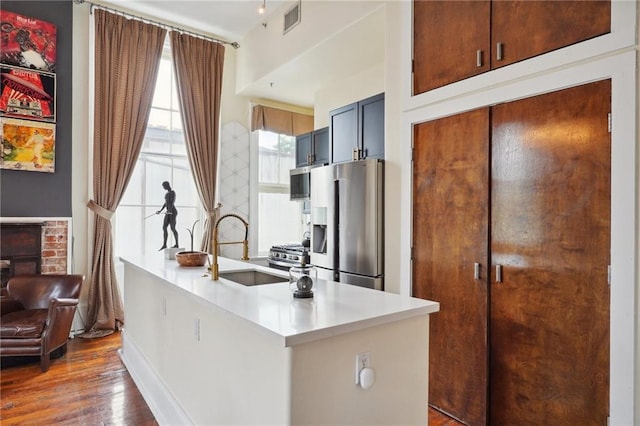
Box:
(268, 244, 310, 271)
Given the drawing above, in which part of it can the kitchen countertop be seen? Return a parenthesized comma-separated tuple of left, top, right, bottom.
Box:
(120, 254, 439, 347)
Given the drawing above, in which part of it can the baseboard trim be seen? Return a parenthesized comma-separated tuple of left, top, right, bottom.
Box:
(118, 330, 192, 426)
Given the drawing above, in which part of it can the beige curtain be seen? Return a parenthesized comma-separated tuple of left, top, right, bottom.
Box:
(83, 10, 166, 337)
(170, 32, 225, 253)
(251, 104, 313, 136)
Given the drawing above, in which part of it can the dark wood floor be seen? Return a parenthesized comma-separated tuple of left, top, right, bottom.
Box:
(0, 331, 461, 425)
(0, 331, 157, 425)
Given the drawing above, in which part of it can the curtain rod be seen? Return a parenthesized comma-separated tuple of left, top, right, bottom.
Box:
(73, 0, 240, 49)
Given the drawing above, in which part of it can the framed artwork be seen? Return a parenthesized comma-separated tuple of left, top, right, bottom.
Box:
(1, 117, 55, 173)
(0, 10, 57, 72)
(0, 64, 55, 122)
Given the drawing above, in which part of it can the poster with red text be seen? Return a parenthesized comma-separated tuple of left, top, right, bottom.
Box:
(0, 65, 55, 122)
(0, 10, 56, 72)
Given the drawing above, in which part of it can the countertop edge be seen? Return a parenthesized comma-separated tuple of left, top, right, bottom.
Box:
(283, 304, 438, 347)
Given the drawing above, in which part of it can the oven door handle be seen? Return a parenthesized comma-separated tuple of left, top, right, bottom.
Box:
(268, 258, 301, 269)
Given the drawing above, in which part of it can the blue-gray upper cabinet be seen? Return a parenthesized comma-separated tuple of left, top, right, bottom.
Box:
(295, 127, 329, 168)
(330, 93, 384, 164)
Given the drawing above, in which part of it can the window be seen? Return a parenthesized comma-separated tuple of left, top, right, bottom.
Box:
(254, 130, 304, 255)
(114, 39, 202, 257)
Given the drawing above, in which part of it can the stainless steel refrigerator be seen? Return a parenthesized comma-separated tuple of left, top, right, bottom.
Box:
(309, 158, 384, 290)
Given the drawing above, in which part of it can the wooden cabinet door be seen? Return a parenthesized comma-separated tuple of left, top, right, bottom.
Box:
(311, 127, 329, 165)
(413, 0, 490, 95)
(491, 0, 610, 69)
(490, 80, 611, 424)
(330, 102, 358, 163)
(358, 93, 385, 160)
(295, 132, 312, 167)
(413, 108, 490, 426)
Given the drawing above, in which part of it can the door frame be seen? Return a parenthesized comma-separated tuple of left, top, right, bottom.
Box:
(401, 51, 637, 424)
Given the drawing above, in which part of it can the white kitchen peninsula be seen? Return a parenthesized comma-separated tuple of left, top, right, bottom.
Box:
(119, 255, 439, 425)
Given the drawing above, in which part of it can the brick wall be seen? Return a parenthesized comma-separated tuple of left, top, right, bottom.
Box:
(41, 220, 68, 274)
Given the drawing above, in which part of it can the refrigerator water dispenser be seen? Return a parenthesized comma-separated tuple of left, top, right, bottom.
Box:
(312, 206, 327, 254)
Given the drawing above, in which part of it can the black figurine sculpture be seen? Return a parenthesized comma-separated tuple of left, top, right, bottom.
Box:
(157, 181, 179, 250)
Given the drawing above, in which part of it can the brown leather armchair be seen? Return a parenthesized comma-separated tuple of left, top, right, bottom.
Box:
(0, 274, 83, 372)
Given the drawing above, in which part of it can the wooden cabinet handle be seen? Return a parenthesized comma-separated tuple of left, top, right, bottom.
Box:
(476, 50, 483, 67)
(474, 262, 481, 280)
(496, 264, 502, 283)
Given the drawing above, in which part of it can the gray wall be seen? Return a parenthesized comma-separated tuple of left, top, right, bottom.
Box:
(0, 1, 73, 217)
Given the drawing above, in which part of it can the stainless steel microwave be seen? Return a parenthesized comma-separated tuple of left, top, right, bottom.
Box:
(290, 165, 321, 201)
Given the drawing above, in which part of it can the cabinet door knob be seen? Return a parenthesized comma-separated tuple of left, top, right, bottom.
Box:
(496, 42, 504, 61)
(476, 50, 483, 67)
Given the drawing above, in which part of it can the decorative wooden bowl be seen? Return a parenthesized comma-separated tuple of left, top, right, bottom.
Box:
(175, 251, 208, 267)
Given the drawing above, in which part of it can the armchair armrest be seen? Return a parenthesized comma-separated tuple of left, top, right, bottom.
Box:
(46, 297, 79, 323)
(43, 297, 80, 347)
(52, 298, 80, 307)
(1, 297, 24, 316)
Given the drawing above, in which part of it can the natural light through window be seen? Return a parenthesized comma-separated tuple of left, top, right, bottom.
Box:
(256, 130, 304, 254)
(115, 38, 202, 257)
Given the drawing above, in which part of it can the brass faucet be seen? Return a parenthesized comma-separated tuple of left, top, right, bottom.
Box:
(211, 213, 249, 280)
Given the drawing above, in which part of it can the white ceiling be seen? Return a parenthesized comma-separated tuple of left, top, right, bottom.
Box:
(102, 0, 287, 41)
(98, 1, 383, 108)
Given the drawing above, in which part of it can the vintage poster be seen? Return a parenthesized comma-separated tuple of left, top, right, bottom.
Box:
(0, 65, 55, 122)
(1, 117, 55, 173)
(0, 10, 56, 72)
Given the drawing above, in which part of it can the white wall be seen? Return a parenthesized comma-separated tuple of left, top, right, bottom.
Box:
(635, 6, 640, 420)
(313, 62, 385, 129)
(383, 1, 403, 295)
(220, 47, 251, 126)
(71, 5, 91, 297)
(237, 0, 384, 96)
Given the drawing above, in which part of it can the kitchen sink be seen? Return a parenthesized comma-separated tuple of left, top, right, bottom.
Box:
(219, 269, 288, 286)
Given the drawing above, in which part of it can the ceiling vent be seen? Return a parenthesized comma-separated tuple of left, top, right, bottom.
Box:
(283, 2, 301, 34)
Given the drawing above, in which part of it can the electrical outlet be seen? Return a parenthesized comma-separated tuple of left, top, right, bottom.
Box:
(355, 352, 370, 384)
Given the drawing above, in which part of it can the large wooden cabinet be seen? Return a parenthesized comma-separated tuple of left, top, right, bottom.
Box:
(330, 93, 384, 163)
(413, 80, 611, 425)
(413, 0, 611, 94)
